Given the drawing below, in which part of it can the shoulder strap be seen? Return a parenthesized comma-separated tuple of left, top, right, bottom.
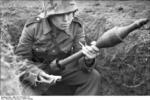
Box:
(72, 17, 83, 27)
(25, 17, 41, 27)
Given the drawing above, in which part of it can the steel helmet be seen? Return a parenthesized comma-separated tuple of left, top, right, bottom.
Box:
(39, 0, 78, 18)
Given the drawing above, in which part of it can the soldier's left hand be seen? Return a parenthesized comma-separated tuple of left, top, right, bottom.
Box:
(80, 41, 100, 59)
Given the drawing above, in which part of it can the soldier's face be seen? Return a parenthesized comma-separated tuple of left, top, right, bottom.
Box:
(51, 12, 74, 30)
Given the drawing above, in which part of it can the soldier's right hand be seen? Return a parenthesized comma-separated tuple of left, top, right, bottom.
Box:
(36, 71, 62, 86)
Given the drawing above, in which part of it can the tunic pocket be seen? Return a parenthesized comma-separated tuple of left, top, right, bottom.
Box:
(32, 45, 49, 63)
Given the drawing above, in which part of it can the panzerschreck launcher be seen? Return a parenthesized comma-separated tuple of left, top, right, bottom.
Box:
(50, 18, 149, 69)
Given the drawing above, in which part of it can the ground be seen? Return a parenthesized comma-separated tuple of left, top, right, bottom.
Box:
(0, 0, 150, 95)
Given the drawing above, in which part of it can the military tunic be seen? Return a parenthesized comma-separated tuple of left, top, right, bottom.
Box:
(15, 16, 100, 95)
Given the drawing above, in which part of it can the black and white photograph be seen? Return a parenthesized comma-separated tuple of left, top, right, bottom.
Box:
(0, 0, 150, 99)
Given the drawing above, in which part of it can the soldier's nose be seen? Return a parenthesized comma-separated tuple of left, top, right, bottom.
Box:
(63, 14, 68, 22)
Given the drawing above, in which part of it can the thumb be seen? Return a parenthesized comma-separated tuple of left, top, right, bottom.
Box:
(48, 75, 62, 82)
(37, 75, 49, 84)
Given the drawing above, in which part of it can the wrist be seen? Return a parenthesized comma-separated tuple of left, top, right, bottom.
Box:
(84, 56, 95, 67)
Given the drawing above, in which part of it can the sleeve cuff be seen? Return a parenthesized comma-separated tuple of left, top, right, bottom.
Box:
(84, 57, 95, 67)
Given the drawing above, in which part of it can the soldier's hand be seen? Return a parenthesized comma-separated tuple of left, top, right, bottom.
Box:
(80, 41, 99, 59)
(134, 18, 149, 28)
(36, 71, 62, 86)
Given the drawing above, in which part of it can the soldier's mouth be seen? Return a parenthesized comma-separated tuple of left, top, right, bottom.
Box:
(61, 24, 69, 28)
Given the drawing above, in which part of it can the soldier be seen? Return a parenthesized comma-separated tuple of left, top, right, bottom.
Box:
(15, 0, 100, 95)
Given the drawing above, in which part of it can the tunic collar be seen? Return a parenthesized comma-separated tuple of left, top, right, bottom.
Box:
(42, 18, 52, 35)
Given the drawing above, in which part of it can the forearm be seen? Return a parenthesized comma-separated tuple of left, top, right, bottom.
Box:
(15, 26, 44, 87)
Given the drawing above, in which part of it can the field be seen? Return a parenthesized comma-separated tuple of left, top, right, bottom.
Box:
(0, 0, 150, 95)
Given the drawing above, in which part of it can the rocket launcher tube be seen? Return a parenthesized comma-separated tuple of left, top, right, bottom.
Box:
(50, 18, 149, 68)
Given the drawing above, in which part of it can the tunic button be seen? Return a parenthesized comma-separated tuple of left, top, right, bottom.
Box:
(36, 48, 39, 51)
(52, 50, 55, 53)
(36, 18, 40, 21)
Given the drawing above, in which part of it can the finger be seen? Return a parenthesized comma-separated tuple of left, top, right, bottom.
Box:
(83, 51, 97, 59)
(82, 47, 91, 55)
(79, 41, 85, 48)
(83, 46, 93, 53)
(38, 74, 61, 85)
(54, 76, 62, 82)
(38, 75, 54, 84)
(82, 47, 96, 58)
(37, 76, 49, 84)
(47, 75, 62, 85)
(91, 41, 99, 51)
(91, 41, 97, 45)
(39, 78, 55, 85)
(40, 72, 50, 79)
(47, 79, 55, 85)
(85, 45, 99, 54)
(48, 75, 62, 82)
(84, 46, 97, 55)
(91, 45, 99, 52)
(81, 44, 98, 59)
(52, 79, 57, 85)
